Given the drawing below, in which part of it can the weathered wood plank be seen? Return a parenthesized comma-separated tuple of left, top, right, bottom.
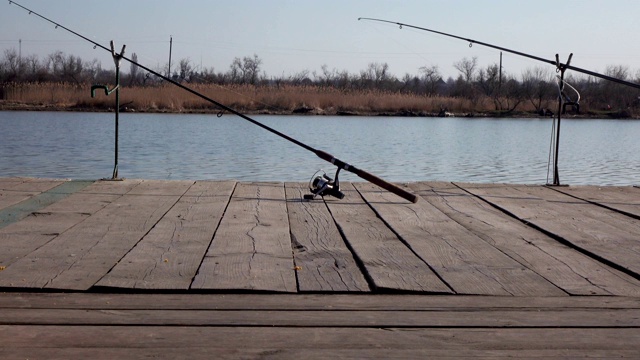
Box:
(3, 348, 638, 360)
(192, 182, 296, 292)
(0, 178, 66, 192)
(0, 180, 94, 229)
(0, 180, 192, 290)
(2, 293, 638, 311)
(95, 181, 236, 290)
(2, 307, 639, 327)
(2, 326, 638, 353)
(0, 178, 66, 211)
(284, 182, 370, 292)
(356, 182, 566, 296)
(325, 182, 452, 293)
(411, 182, 640, 296)
(0, 178, 30, 189)
(0, 181, 138, 268)
(550, 185, 640, 219)
(457, 183, 640, 278)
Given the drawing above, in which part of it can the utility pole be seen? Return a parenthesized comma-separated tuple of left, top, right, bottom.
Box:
(168, 35, 173, 78)
(498, 51, 502, 90)
(18, 39, 22, 75)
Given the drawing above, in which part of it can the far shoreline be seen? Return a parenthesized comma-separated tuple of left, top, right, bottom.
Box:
(1, 101, 632, 120)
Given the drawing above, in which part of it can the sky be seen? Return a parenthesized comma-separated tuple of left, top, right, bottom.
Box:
(1, 0, 640, 81)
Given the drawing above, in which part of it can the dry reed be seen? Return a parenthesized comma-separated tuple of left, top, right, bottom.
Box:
(2, 82, 516, 115)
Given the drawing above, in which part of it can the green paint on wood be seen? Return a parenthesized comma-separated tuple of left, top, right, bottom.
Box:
(0, 180, 94, 229)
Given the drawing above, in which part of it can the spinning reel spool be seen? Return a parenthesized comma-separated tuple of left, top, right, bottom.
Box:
(303, 168, 345, 200)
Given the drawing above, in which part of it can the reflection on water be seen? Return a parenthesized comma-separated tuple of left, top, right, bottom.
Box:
(0, 111, 638, 185)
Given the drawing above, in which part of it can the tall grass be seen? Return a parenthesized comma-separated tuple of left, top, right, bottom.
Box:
(2, 82, 524, 114)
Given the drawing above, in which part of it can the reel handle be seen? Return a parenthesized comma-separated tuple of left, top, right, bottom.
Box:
(315, 150, 419, 203)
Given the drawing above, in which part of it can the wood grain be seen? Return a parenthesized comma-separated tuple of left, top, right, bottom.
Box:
(357, 182, 565, 296)
(411, 182, 640, 296)
(326, 182, 452, 293)
(284, 182, 369, 292)
(192, 182, 296, 292)
(0, 180, 192, 290)
(96, 181, 236, 290)
(458, 183, 640, 278)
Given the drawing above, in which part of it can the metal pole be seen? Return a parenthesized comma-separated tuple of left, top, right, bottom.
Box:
(550, 54, 573, 186)
(552, 98, 562, 185)
(499, 52, 502, 90)
(18, 39, 21, 76)
(90, 41, 124, 180)
(168, 35, 172, 78)
(113, 59, 120, 179)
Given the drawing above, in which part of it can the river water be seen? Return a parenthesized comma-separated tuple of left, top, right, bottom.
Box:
(0, 111, 638, 185)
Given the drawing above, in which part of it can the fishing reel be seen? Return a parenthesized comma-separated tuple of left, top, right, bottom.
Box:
(303, 168, 345, 200)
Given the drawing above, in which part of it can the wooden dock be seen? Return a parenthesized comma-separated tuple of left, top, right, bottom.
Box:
(1, 177, 639, 358)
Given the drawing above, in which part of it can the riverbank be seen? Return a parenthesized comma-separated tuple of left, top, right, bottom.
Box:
(1, 99, 627, 119)
(2, 82, 634, 118)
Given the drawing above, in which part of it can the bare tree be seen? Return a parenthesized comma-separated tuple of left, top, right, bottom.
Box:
(360, 62, 390, 88)
(227, 54, 263, 84)
(453, 56, 478, 83)
(242, 54, 262, 84)
(601, 65, 633, 109)
(521, 66, 554, 113)
(2, 49, 20, 80)
(178, 58, 193, 82)
(477, 63, 501, 109)
(129, 53, 141, 85)
(419, 65, 442, 95)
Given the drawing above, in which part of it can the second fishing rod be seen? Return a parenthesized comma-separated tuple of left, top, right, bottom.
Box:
(359, 17, 640, 90)
(8, 1, 418, 203)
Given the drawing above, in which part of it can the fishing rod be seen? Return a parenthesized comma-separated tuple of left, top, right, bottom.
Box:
(7, 1, 418, 203)
(359, 17, 640, 90)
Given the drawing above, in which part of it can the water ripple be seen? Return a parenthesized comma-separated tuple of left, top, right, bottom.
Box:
(0, 112, 638, 186)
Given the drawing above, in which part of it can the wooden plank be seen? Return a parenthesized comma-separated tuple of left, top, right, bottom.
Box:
(0, 178, 65, 211)
(2, 347, 638, 360)
(550, 185, 640, 219)
(325, 182, 451, 293)
(0, 177, 26, 187)
(1, 326, 639, 353)
(2, 293, 639, 311)
(458, 183, 640, 278)
(0, 180, 193, 290)
(1, 307, 639, 327)
(1, 178, 66, 192)
(77, 178, 146, 196)
(0, 181, 138, 268)
(95, 181, 236, 290)
(411, 182, 640, 296)
(356, 182, 566, 296)
(0, 180, 94, 229)
(284, 182, 370, 292)
(192, 182, 297, 292)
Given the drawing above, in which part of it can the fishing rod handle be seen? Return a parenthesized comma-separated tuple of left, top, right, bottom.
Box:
(315, 150, 419, 203)
(352, 168, 419, 203)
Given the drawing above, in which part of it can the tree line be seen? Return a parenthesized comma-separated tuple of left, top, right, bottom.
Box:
(1, 48, 639, 116)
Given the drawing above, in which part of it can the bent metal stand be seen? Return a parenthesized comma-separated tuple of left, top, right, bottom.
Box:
(91, 41, 126, 181)
(548, 54, 573, 187)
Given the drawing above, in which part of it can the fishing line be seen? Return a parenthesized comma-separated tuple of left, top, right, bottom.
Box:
(7, 1, 418, 203)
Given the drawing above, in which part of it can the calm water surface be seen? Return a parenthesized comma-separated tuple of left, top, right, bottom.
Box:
(1, 111, 638, 185)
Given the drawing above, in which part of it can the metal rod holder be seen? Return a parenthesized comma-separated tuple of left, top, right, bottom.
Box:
(548, 53, 573, 187)
(91, 40, 125, 181)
